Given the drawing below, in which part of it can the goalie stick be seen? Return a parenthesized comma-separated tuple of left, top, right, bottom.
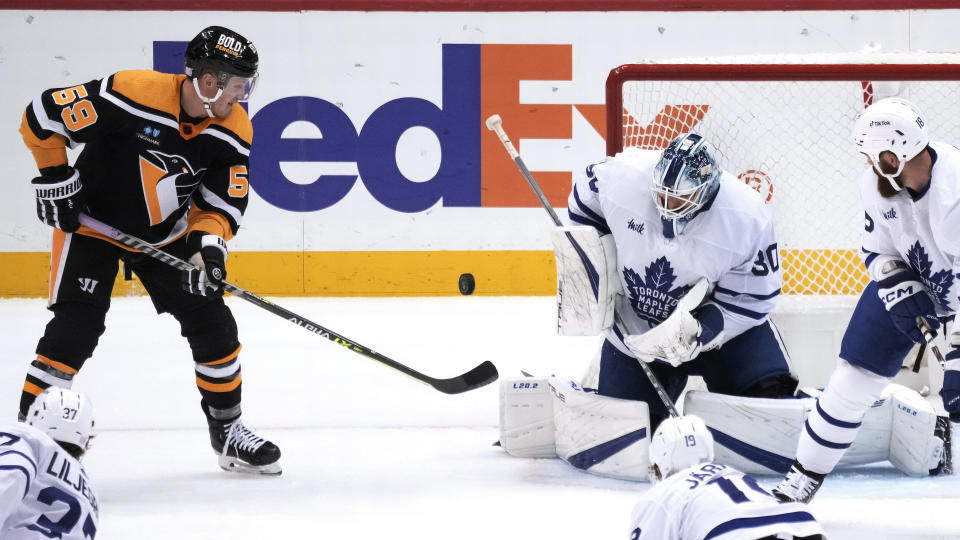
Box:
(77, 214, 498, 395)
(485, 114, 680, 417)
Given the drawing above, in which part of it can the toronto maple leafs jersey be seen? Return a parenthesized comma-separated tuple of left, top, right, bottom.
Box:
(859, 140, 960, 317)
(0, 423, 98, 539)
(629, 462, 822, 540)
(569, 148, 782, 356)
(20, 70, 251, 246)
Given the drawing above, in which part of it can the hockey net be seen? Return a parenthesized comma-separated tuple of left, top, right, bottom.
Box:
(607, 57, 960, 303)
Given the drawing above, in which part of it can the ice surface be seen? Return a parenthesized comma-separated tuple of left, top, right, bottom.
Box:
(2, 296, 959, 539)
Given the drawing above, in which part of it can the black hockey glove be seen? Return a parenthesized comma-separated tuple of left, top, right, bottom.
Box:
(31, 166, 83, 233)
(876, 264, 939, 344)
(182, 232, 228, 297)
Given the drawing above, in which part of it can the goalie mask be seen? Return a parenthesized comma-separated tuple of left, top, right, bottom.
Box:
(648, 415, 714, 482)
(185, 26, 259, 116)
(26, 387, 95, 456)
(851, 97, 929, 193)
(652, 134, 721, 238)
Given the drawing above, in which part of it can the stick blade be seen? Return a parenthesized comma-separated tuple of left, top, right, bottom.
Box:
(430, 360, 499, 394)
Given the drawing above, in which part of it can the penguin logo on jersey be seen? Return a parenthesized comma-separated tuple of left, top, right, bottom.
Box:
(138, 150, 207, 226)
(907, 242, 953, 311)
(623, 257, 694, 326)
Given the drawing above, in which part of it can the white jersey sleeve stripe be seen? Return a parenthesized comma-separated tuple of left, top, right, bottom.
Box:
(0, 464, 33, 498)
(569, 186, 611, 233)
(713, 285, 781, 301)
(703, 510, 819, 540)
(711, 298, 768, 320)
(0, 450, 39, 475)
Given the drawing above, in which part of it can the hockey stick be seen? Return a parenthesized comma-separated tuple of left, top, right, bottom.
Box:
(77, 214, 499, 395)
(485, 114, 680, 417)
(917, 317, 947, 369)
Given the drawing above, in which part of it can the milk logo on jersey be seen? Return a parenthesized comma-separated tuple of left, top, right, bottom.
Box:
(138, 150, 207, 226)
(627, 219, 645, 235)
(623, 257, 693, 326)
(881, 208, 897, 220)
(907, 241, 953, 311)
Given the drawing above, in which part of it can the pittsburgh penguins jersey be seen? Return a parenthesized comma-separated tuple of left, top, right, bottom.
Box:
(860, 140, 960, 317)
(0, 423, 98, 540)
(19, 70, 251, 246)
(629, 462, 822, 540)
(569, 148, 782, 357)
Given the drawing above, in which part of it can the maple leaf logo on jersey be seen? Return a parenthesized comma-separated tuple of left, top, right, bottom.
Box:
(623, 256, 694, 326)
(907, 241, 953, 311)
(138, 150, 207, 226)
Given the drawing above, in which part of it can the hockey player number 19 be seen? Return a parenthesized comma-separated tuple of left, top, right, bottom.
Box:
(51, 85, 98, 132)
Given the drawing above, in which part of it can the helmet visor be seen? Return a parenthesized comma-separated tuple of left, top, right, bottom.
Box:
(222, 72, 259, 101)
(651, 180, 710, 220)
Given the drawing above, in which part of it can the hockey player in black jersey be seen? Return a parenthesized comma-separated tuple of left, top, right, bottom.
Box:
(18, 26, 281, 475)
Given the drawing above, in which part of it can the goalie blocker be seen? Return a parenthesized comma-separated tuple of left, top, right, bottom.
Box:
(552, 226, 620, 336)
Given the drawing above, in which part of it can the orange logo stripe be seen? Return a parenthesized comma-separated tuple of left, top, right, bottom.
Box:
(201, 344, 242, 366)
(37, 354, 78, 375)
(23, 381, 45, 397)
(139, 156, 167, 226)
(195, 374, 242, 393)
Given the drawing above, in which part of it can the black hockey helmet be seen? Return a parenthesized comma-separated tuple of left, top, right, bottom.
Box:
(184, 26, 258, 96)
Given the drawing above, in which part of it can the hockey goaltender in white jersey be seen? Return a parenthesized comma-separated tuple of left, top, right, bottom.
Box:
(0, 388, 98, 539)
(563, 134, 796, 426)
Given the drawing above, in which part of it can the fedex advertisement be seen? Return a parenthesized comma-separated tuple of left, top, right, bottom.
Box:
(0, 9, 951, 296)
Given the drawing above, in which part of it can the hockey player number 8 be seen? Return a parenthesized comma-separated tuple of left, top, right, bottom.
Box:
(51, 85, 98, 132)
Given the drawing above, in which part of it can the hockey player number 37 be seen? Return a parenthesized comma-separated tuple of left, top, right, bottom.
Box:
(0, 431, 96, 539)
(52, 85, 98, 132)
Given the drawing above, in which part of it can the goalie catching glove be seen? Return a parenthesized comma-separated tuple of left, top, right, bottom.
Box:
(624, 279, 723, 367)
(32, 166, 83, 233)
(182, 232, 228, 296)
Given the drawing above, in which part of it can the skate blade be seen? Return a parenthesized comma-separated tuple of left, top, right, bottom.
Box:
(218, 455, 282, 475)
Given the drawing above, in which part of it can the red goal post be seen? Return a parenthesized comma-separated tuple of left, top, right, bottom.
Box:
(606, 62, 960, 297)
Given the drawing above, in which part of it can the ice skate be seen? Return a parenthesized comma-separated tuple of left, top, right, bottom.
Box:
(209, 417, 281, 475)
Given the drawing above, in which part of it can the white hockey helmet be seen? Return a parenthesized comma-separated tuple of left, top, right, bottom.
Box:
(851, 97, 929, 192)
(651, 133, 721, 237)
(26, 387, 95, 453)
(648, 415, 714, 482)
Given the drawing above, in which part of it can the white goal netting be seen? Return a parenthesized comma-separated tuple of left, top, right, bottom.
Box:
(608, 54, 960, 299)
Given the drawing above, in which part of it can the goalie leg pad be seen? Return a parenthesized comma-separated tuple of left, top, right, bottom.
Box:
(683, 386, 891, 475)
(684, 390, 809, 474)
(888, 384, 945, 476)
(552, 226, 620, 336)
(550, 378, 651, 481)
(499, 377, 556, 458)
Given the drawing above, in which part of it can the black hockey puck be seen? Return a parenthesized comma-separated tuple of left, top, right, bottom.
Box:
(458, 273, 476, 295)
